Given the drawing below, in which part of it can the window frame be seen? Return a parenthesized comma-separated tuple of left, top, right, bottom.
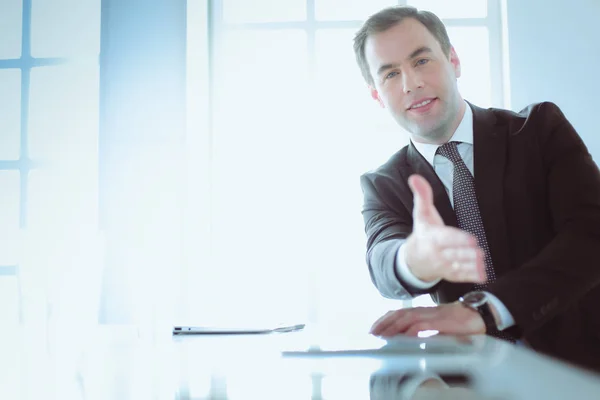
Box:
(0, 0, 101, 321)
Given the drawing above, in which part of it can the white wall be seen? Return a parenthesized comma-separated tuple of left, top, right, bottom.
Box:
(506, 0, 600, 158)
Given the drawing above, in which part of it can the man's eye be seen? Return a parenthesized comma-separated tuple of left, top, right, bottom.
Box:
(386, 71, 399, 79)
(416, 59, 429, 66)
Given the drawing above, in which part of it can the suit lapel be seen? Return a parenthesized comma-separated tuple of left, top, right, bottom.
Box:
(406, 143, 457, 228)
(470, 103, 511, 274)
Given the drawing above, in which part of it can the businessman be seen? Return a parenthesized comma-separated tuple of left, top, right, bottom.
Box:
(356, 6, 600, 373)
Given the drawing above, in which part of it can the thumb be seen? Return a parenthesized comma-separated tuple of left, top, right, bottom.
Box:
(408, 174, 444, 226)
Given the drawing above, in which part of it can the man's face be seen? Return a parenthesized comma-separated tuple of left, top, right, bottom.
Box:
(365, 18, 464, 144)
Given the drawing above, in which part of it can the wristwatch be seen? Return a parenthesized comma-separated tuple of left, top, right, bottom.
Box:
(458, 291, 498, 333)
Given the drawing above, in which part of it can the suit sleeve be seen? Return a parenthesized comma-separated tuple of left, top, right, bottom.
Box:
(360, 173, 433, 299)
(486, 102, 600, 337)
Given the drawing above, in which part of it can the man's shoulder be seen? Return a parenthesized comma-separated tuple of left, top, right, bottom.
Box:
(471, 101, 569, 139)
(514, 101, 564, 116)
(361, 145, 410, 182)
(485, 101, 567, 127)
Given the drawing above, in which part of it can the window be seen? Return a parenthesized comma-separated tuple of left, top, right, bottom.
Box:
(0, 0, 100, 325)
(186, 0, 507, 328)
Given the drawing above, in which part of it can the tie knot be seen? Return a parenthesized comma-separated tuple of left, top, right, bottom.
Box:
(436, 141, 462, 163)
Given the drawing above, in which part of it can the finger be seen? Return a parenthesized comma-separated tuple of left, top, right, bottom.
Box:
(405, 322, 434, 337)
(371, 310, 409, 335)
(400, 308, 447, 336)
(378, 315, 412, 337)
(440, 247, 486, 283)
(455, 263, 487, 283)
(419, 319, 465, 336)
(405, 317, 459, 337)
(475, 256, 487, 282)
(428, 226, 478, 247)
(373, 309, 414, 337)
(408, 174, 444, 226)
(402, 304, 486, 337)
(377, 308, 438, 337)
(478, 263, 487, 282)
(440, 247, 481, 263)
(369, 310, 395, 333)
(442, 260, 486, 283)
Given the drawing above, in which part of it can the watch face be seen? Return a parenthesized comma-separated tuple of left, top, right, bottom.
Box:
(462, 291, 487, 307)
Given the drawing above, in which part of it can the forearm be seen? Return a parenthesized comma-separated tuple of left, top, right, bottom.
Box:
(486, 229, 600, 336)
(367, 238, 433, 299)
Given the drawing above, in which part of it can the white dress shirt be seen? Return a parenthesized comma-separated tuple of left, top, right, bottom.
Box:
(396, 102, 515, 331)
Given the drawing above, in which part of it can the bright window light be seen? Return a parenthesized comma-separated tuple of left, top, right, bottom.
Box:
(186, 0, 506, 330)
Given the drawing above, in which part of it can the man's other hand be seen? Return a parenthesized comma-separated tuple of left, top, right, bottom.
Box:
(370, 303, 486, 337)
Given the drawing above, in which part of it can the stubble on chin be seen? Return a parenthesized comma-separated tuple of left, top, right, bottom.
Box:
(401, 118, 448, 144)
(403, 103, 460, 144)
(419, 123, 451, 143)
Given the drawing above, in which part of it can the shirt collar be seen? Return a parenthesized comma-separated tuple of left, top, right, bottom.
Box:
(411, 101, 474, 166)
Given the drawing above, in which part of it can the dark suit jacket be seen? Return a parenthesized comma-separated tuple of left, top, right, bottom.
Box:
(360, 101, 600, 374)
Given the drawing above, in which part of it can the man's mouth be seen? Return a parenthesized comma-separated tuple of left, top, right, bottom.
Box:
(407, 98, 438, 113)
(408, 98, 435, 110)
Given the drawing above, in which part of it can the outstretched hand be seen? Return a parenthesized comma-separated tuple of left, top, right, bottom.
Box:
(404, 174, 486, 283)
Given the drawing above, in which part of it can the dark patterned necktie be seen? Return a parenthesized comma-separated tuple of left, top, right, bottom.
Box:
(436, 141, 496, 285)
(436, 141, 515, 342)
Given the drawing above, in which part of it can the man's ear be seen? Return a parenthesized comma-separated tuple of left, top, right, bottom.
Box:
(370, 86, 385, 108)
(449, 46, 461, 78)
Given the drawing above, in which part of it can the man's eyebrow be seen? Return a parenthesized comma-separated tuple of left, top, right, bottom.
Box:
(377, 62, 400, 77)
(376, 46, 434, 77)
(408, 46, 433, 60)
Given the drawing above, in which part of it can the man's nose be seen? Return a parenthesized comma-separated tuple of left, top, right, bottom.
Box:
(402, 70, 424, 94)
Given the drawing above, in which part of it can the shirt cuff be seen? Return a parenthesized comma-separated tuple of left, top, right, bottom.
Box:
(483, 291, 516, 331)
(395, 244, 440, 290)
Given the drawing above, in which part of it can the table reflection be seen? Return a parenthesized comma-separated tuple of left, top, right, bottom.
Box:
(369, 372, 503, 400)
(5, 327, 599, 400)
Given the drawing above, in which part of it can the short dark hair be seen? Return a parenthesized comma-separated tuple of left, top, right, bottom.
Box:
(353, 6, 451, 86)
